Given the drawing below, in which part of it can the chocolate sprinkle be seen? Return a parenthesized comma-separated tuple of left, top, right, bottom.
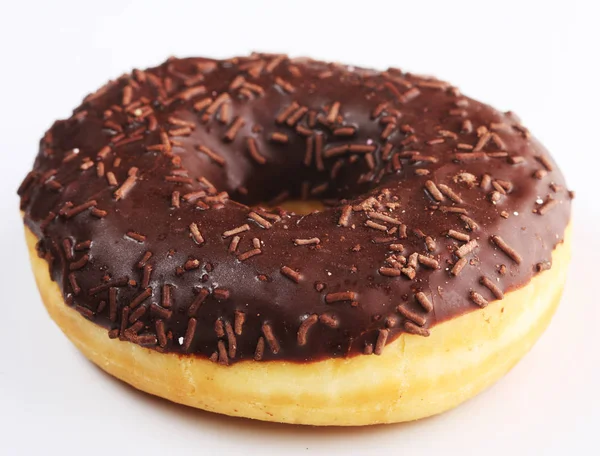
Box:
(480, 276, 504, 299)
(261, 323, 280, 354)
(254, 337, 265, 361)
(237, 248, 261, 261)
(189, 223, 204, 245)
(325, 291, 357, 303)
(455, 240, 479, 258)
(225, 321, 237, 358)
(223, 224, 250, 238)
(470, 291, 489, 308)
(374, 328, 389, 355)
(197, 145, 226, 166)
(246, 137, 267, 165)
(415, 292, 433, 312)
(130, 288, 152, 309)
(448, 229, 470, 242)
(228, 235, 241, 253)
(491, 235, 523, 264)
(156, 320, 167, 347)
(294, 237, 320, 246)
(424, 180, 445, 202)
(69, 254, 89, 271)
(187, 288, 209, 316)
(248, 211, 272, 229)
(451, 257, 468, 276)
(379, 267, 401, 277)
(319, 313, 338, 328)
(281, 266, 302, 283)
(404, 321, 430, 337)
(182, 318, 197, 351)
(297, 314, 318, 346)
(397, 304, 426, 326)
(459, 215, 479, 231)
(536, 198, 559, 215)
(418, 254, 439, 269)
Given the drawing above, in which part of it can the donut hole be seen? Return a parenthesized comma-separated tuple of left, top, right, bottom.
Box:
(264, 199, 326, 215)
(229, 158, 378, 215)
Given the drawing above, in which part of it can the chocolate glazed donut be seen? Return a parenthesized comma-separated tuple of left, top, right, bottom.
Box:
(19, 54, 571, 365)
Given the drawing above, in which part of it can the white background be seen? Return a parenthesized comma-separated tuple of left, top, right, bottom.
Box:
(1, 1, 599, 454)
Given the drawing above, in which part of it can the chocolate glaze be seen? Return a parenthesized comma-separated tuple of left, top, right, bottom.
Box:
(19, 54, 571, 363)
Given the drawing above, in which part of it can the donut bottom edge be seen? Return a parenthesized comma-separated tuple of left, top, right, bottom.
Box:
(25, 224, 571, 426)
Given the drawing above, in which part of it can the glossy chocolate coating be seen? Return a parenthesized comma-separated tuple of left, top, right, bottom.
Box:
(19, 54, 571, 363)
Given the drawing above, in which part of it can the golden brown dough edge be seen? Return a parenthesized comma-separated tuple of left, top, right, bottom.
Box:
(25, 224, 571, 426)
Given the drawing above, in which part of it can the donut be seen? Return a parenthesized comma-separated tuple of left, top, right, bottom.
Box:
(19, 53, 572, 426)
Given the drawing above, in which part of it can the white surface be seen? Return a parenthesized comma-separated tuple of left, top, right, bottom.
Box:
(1, 1, 599, 454)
